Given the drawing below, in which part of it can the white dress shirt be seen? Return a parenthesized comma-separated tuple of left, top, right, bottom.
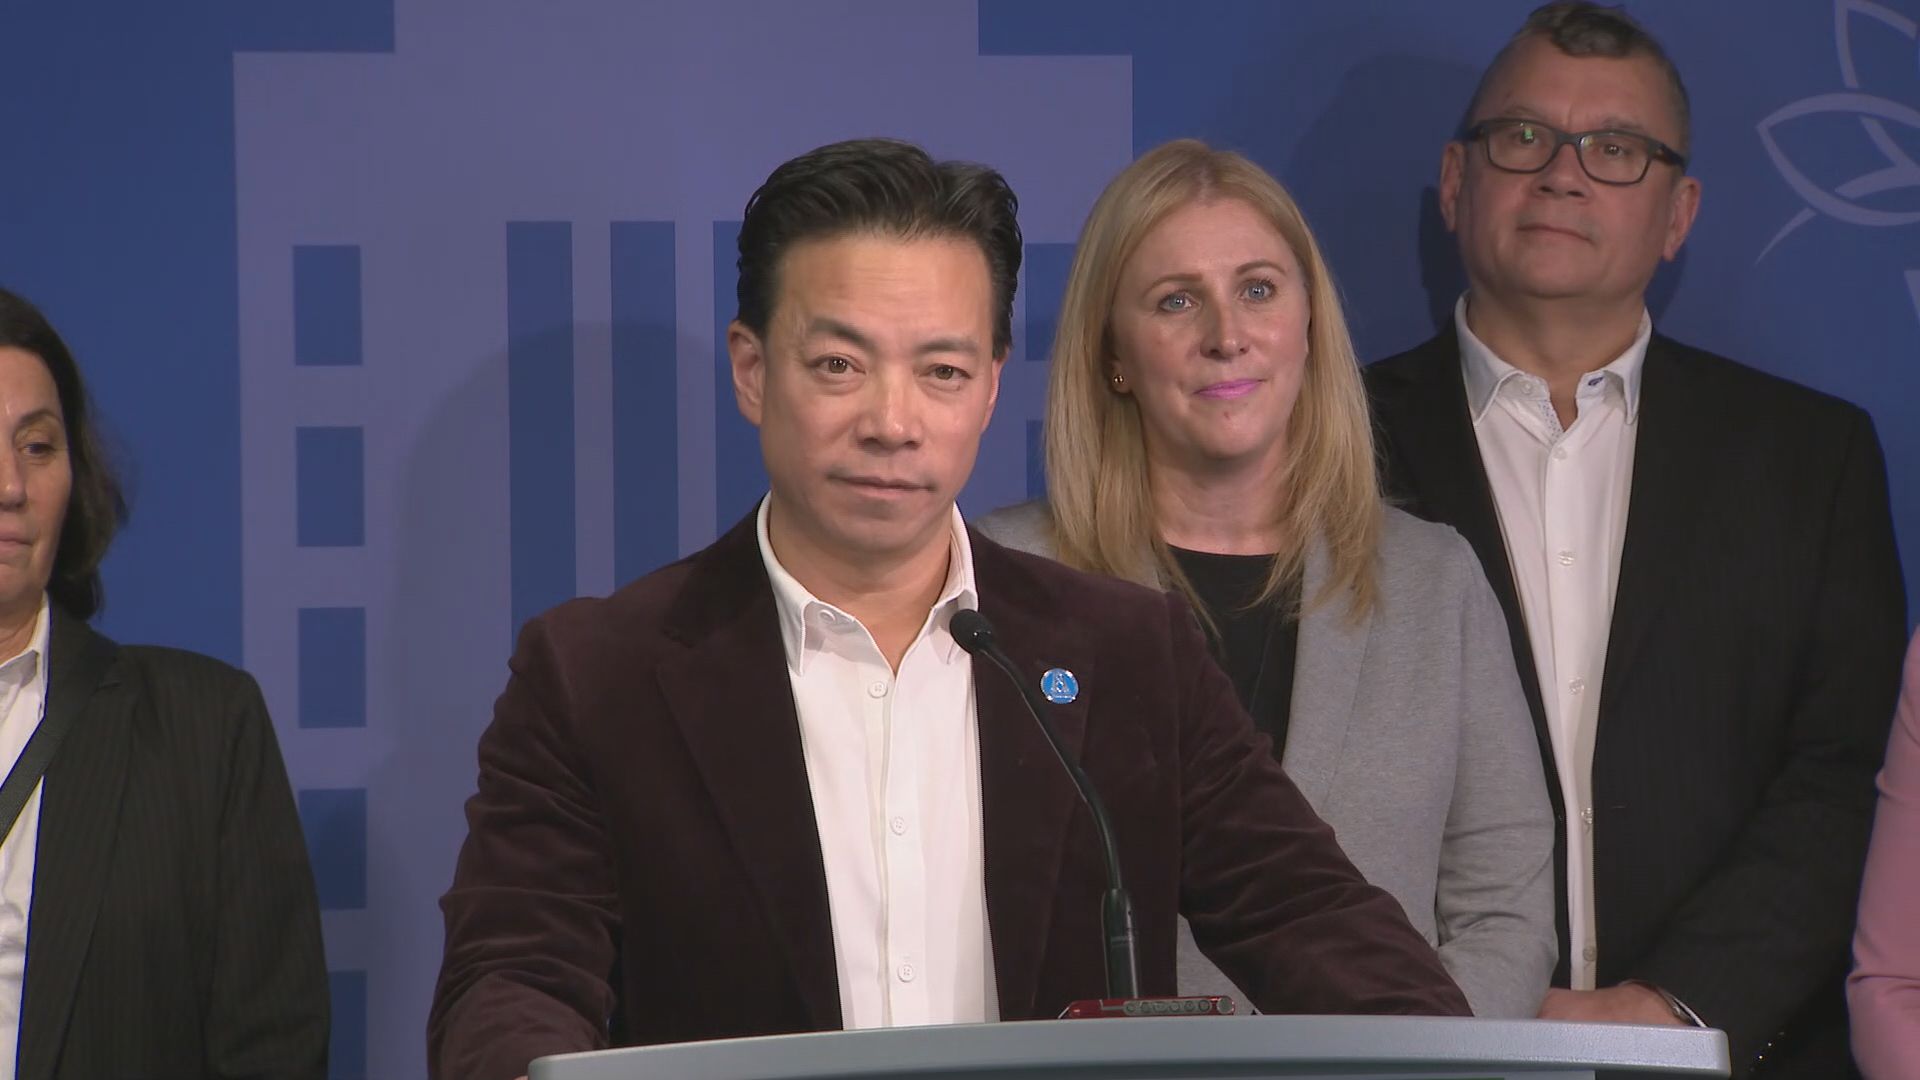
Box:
(756, 497, 998, 1029)
(1456, 295, 1648, 991)
(0, 596, 51, 1080)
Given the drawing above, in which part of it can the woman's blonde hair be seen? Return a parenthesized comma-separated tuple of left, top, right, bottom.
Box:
(1043, 138, 1381, 622)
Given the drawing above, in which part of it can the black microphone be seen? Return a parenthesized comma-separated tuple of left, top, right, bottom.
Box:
(950, 608, 1139, 1000)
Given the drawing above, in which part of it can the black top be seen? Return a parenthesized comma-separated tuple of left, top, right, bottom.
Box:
(1169, 546, 1301, 755)
(25, 608, 330, 1080)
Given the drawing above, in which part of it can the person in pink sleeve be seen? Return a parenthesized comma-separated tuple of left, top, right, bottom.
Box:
(1852, 628, 1920, 1077)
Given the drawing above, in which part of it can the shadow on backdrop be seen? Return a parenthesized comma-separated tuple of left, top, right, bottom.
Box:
(376, 337, 513, 1080)
(1280, 53, 1478, 361)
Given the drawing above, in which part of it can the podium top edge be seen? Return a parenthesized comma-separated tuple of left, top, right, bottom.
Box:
(530, 1015, 1732, 1079)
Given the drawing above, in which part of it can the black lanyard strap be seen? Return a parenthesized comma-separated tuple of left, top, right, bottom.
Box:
(0, 684, 71, 843)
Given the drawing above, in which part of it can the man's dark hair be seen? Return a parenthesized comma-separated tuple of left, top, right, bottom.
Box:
(1467, 1, 1691, 154)
(0, 287, 128, 619)
(735, 138, 1023, 357)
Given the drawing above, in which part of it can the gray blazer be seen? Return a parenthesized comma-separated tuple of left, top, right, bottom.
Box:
(973, 500, 1556, 1017)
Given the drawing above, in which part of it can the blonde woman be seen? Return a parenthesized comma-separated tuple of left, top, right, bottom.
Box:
(976, 140, 1555, 1017)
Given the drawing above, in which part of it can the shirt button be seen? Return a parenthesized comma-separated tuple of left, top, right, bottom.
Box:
(1557, 550, 1576, 566)
(868, 680, 889, 698)
(1552, 447, 1570, 461)
(890, 816, 907, 836)
(1583, 945, 1598, 963)
(1581, 807, 1595, 829)
(1569, 677, 1587, 694)
(897, 962, 915, 983)
(816, 610, 837, 625)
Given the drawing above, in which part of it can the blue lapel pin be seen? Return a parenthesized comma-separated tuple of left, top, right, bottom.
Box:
(1040, 668, 1079, 704)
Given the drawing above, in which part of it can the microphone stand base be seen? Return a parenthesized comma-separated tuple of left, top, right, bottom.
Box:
(1057, 996, 1238, 1019)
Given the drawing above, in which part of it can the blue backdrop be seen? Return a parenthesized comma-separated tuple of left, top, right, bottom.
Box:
(2, 2, 1916, 1076)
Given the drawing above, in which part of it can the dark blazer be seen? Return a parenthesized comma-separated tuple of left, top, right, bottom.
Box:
(17, 608, 329, 1080)
(429, 512, 1470, 1080)
(1365, 327, 1908, 1077)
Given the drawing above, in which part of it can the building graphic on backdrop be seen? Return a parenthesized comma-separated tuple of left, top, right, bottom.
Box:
(231, 3, 1129, 1074)
(1758, 0, 1920, 326)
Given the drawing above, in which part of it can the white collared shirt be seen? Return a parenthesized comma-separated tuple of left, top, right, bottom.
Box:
(1456, 294, 1648, 991)
(756, 497, 998, 1029)
(0, 596, 51, 1080)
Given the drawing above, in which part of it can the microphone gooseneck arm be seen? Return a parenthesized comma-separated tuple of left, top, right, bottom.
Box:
(951, 609, 1139, 999)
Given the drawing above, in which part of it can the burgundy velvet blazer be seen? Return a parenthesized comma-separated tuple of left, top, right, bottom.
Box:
(429, 514, 1468, 1080)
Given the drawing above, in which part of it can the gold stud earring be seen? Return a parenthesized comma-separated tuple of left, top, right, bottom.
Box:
(1110, 372, 1126, 390)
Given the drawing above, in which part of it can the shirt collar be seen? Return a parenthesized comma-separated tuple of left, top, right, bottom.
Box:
(756, 494, 980, 672)
(0, 594, 52, 687)
(1454, 293, 1651, 424)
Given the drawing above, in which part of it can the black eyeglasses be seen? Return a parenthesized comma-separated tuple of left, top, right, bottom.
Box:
(1464, 118, 1688, 186)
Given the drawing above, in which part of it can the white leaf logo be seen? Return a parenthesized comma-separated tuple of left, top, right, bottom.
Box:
(1759, 0, 1920, 255)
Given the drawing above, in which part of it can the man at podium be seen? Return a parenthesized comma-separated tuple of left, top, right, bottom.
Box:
(428, 138, 1470, 1080)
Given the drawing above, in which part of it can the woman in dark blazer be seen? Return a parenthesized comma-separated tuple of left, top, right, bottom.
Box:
(0, 287, 327, 1079)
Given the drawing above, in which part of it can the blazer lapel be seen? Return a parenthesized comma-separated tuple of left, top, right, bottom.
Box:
(18, 610, 129, 1080)
(969, 539, 1096, 1020)
(1379, 331, 1551, 756)
(1601, 338, 1709, 694)
(1279, 540, 1367, 807)
(652, 516, 841, 1032)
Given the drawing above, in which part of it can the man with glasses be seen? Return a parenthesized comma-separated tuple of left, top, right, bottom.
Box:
(1366, 3, 1905, 1075)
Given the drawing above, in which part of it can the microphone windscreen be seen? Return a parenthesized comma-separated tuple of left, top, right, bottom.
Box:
(949, 608, 995, 654)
